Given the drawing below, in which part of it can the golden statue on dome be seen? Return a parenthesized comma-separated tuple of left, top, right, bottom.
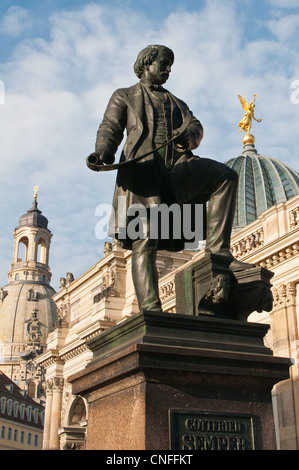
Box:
(33, 185, 39, 200)
(238, 94, 262, 145)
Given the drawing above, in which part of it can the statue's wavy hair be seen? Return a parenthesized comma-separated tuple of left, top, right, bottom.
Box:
(133, 45, 174, 78)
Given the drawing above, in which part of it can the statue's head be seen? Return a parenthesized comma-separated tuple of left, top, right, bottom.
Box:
(134, 45, 174, 80)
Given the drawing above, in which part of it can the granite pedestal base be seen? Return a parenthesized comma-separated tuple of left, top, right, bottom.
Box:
(69, 311, 291, 450)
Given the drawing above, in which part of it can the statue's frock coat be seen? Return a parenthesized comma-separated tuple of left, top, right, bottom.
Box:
(95, 82, 204, 250)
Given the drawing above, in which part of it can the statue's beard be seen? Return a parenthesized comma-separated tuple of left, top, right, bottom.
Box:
(160, 72, 169, 82)
(149, 71, 169, 85)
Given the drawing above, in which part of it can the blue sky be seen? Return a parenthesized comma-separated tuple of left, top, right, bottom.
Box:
(0, 0, 299, 290)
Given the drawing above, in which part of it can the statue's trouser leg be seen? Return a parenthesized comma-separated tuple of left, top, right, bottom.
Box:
(204, 168, 238, 256)
(131, 235, 161, 312)
(170, 157, 238, 256)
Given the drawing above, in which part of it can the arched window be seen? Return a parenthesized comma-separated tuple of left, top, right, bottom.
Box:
(20, 403, 25, 419)
(13, 401, 19, 417)
(27, 288, 38, 301)
(7, 399, 12, 415)
(26, 406, 32, 421)
(68, 397, 87, 426)
(0, 397, 6, 413)
(17, 237, 29, 262)
(27, 381, 36, 399)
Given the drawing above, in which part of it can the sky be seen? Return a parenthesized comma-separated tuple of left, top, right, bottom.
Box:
(0, 0, 299, 291)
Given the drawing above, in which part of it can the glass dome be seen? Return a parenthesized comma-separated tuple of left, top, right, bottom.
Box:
(226, 142, 299, 229)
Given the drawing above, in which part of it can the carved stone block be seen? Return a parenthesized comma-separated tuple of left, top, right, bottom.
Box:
(175, 253, 274, 321)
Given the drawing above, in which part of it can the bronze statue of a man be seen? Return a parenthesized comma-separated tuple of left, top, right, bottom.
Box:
(87, 45, 252, 312)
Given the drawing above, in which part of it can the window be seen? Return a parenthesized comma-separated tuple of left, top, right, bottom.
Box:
(17, 237, 29, 262)
(27, 381, 36, 399)
(27, 288, 37, 301)
(68, 397, 87, 426)
(0, 397, 6, 413)
(1, 426, 5, 439)
(7, 399, 12, 415)
(34, 434, 39, 447)
(14, 429, 18, 442)
(20, 431, 25, 444)
(20, 403, 25, 419)
(13, 401, 19, 417)
(34, 408, 39, 424)
(26, 405, 32, 421)
(27, 432, 32, 445)
(8, 427, 12, 440)
(70, 300, 81, 322)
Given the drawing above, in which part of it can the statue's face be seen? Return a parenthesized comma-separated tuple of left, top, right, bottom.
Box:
(145, 50, 172, 85)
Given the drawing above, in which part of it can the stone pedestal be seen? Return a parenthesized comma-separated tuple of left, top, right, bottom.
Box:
(175, 253, 274, 320)
(69, 311, 291, 450)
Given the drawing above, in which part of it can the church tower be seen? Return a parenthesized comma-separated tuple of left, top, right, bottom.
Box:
(8, 187, 53, 285)
(0, 188, 57, 400)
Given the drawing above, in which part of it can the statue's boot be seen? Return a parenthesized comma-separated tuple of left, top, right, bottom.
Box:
(229, 257, 256, 271)
(131, 236, 162, 312)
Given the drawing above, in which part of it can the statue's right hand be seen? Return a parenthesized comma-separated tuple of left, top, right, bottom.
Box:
(86, 152, 104, 171)
(86, 152, 115, 171)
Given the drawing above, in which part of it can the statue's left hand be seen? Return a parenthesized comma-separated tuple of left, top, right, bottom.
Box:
(174, 129, 190, 150)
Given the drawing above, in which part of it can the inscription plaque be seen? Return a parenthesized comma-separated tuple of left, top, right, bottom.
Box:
(169, 410, 255, 450)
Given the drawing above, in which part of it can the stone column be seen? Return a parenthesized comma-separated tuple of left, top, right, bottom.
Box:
(42, 379, 54, 450)
(49, 377, 64, 450)
(27, 232, 37, 262)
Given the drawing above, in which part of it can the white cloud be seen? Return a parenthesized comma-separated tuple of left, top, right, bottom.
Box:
(267, 14, 299, 41)
(0, 6, 33, 37)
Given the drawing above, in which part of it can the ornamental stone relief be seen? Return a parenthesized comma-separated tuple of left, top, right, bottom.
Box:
(45, 377, 64, 393)
(61, 381, 72, 425)
(272, 282, 297, 309)
(231, 228, 264, 258)
(290, 207, 299, 229)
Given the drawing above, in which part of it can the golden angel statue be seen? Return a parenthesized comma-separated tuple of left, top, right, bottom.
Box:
(238, 94, 262, 133)
(33, 185, 39, 200)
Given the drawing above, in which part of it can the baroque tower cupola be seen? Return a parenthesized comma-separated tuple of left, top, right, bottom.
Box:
(8, 186, 53, 285)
